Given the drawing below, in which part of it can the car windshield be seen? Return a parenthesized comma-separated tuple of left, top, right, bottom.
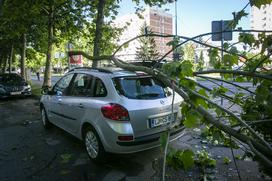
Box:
(0, 74, 22, 84)
(113, 76, 169, 99)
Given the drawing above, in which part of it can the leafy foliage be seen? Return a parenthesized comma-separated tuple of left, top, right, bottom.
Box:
(194, 150, 216, 168)
(250, 0, 272, 9)
(167, 149, 195, 170)
(242, 80, 272, 142)
(208, 48, 221, 69)
(181, 103, 203, 128)
(196, 51, 205, 71)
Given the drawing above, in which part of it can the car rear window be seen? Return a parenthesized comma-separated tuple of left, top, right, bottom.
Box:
(113, 76, 169, 99)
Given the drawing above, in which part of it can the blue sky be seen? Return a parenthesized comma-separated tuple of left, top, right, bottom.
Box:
(117, 0, 251, 41)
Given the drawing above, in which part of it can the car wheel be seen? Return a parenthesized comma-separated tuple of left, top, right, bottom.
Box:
(84, 126, 106, 162)
(41, 107, 51, 129)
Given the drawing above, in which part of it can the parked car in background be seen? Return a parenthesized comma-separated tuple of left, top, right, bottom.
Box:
(0, 73, 31, 98)
(40, 67, 184, 162)
(5, 67, 21, 74)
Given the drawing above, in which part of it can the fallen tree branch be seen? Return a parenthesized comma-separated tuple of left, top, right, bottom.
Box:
(194, 69, 272, 81)
(196, 106, 272, 159)
(197, 75, 255, 95)
(185, 87, 272, 151)
(248, 140, 272, 168)
(67, 51, 272, 162)
(190, 78, 241, 105)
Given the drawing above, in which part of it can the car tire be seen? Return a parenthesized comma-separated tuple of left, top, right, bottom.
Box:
(83, 126, 106, 163)
(41, 107, 51, 129)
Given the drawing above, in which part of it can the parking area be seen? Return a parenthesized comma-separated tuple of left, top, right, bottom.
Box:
(0, 97, 266, 181)
(0, 97, 163, 181)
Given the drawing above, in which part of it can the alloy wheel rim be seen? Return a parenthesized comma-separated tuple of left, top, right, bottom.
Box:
(85, 131, 99, 158)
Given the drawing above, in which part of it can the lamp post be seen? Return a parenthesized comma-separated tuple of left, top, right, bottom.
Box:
(173, 0, 179, 61)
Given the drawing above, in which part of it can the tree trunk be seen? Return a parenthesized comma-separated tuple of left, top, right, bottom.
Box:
(8, 44, 13, 74)
(20, 34, 26, 79)
(92, 0, 105, 68)
(43, 1, 54, 88)
(1, 55, 8, 73)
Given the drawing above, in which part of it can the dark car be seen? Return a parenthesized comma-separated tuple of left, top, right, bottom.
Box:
(0, 73, 31, 98)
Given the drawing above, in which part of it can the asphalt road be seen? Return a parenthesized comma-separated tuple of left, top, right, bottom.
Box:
(0, 97, 162, 181)
(0, 96, 266, 181)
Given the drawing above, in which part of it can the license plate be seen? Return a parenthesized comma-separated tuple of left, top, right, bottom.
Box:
(149, 114, 175, 128)
(10, 91, 21, 95)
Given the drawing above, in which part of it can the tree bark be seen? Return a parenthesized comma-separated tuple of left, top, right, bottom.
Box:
(1, 55, 8, 74)
(8, 44, 13, 74)
(92, 0, 105, 68)
(43, 1, 54, 88)
(20, 34, 26, 79)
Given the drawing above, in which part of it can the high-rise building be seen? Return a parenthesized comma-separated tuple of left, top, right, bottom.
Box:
(113, 7, 173, 61)
(251, 4, 272, 31)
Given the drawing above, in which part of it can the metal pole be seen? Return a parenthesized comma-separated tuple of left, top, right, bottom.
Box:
(174, 0, 178, 61)
(221, 20, 224, 105)
(175, 0, 177, 36)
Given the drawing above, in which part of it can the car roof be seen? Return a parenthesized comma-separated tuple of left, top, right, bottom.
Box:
(0, 73, 21, 77)
(68, 67, 147, 77)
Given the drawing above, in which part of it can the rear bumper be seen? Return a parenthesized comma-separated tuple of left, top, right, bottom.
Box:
(103, 125, 185, 154)
(117, 126, 184, 146)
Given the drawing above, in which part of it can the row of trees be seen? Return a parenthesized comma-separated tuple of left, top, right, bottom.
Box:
(0, 0, 177, 87)
(1, 0, 272, 179)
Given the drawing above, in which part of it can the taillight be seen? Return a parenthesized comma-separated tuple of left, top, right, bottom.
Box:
(101, 103, 130, 121)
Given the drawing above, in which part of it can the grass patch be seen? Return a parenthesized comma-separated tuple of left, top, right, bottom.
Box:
(31, 83, 42, 98)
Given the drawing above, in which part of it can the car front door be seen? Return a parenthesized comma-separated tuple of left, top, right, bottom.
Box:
(47, 73, 74, 127)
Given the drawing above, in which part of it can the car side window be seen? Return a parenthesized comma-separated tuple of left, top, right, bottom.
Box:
(94, 78, 107, 97)
(53, 74, 74, 95)
(70, 74, 93, 97)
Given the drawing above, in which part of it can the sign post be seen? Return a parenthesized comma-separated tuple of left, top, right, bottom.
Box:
(211, 20, 233, 105)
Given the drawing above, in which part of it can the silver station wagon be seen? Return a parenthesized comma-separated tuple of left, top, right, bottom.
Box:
(40, 67, 184, 162)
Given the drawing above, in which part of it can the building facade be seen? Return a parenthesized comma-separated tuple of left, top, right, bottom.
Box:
(113, 8, 173, 62)
(251, 4, 272, 31)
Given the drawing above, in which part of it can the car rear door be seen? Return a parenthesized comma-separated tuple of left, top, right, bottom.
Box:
(59, 73, 94, 133)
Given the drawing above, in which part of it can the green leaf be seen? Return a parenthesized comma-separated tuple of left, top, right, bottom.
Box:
(179, 79, 196, 89)
(198, 89, 208, 98)
(223, 54, 238, 67)
(256, 84, 270, 104)
(196, 98, 208, 109)
(180, 150, 195, 170)
(235, 76, 244, 82)
(209, 159, 217, 167)
(223, 157, 232, 164)
(60, 154, 73, 164)
(183, 110, 201, 128)
(239, 33, 256, 47)
(179, 60, 194, 78)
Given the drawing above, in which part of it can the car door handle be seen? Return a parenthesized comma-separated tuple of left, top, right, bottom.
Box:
(78, 103, 85, 109)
